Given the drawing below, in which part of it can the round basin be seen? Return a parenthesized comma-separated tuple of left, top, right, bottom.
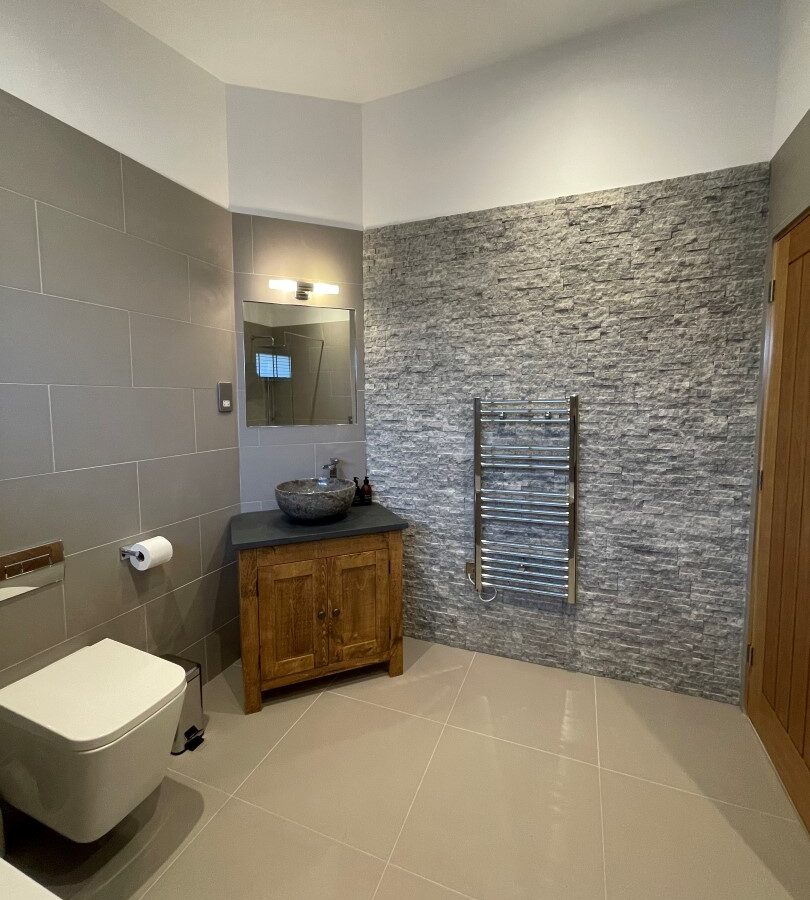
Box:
(275, 478, 356, 523)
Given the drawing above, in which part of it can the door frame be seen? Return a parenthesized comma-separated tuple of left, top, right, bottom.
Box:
(745, 207, 810, 828)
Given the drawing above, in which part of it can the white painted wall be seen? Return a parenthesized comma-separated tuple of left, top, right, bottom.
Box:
(362, 0, 777, 227)
(773, 0, 810, 151)
(226, 86, 363, 229)
(0, 0, 229, 206)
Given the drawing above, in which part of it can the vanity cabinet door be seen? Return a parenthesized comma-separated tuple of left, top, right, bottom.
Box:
(327, 550, 390, 664)
(258, 559, 328, 680)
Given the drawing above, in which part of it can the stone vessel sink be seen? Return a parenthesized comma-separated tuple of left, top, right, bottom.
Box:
(275, 478, 356, 523)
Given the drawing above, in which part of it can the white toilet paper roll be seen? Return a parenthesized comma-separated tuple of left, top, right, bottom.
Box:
(127, 536, 173, 571)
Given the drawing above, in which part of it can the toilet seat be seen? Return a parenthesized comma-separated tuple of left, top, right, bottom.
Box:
(0, 639, 186, 752)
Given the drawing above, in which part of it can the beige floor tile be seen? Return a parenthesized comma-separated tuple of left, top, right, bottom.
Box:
(169, 663, 321, 793)
(237, 692, 442, 858)
(5, 772, 228, 899)
(602, 769, 810, 899)
(376, 865, 476, 899)
(596, 677, 796, 817)
(146, 797, 384, 899)
(392, 727, 604, 900)
(447, 652, 598, 763)
(327, 637, 474, 722)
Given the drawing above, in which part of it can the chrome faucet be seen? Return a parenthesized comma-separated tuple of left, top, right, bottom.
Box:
(318, 458, 340, 486)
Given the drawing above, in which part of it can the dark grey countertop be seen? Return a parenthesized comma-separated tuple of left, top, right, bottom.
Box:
(230, 503, 408, 549)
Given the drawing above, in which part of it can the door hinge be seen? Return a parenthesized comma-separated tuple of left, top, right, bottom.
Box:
(747, 644, 754, 668)
(758, 468, 764, 491)
(768, 280, 775, 303)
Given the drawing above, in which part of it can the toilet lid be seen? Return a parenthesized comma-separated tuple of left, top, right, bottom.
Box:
(0, 639, 186, 752)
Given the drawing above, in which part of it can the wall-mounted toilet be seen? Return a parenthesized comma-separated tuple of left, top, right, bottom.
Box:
(0, 639, 186, 844)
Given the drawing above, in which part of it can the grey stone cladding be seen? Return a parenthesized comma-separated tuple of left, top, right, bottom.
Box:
(363, 164, 769, 703)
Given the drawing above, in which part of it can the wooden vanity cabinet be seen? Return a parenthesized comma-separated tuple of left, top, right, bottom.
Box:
(238, 530, 403, 713)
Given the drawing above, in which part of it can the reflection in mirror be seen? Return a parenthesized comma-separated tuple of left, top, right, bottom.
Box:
(243, 301, 355, 427)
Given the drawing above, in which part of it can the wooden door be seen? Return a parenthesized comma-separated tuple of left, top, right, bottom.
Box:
(748, 211, 810, 830)
(258, 559, 327, 681)
(327, 550, 390, 664)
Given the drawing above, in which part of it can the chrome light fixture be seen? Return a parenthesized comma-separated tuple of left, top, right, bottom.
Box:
(268, 278, 340, 301)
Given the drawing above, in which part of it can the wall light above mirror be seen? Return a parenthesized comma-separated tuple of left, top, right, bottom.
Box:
(243, 300, 356, 427)
(268, 277, 340, 301)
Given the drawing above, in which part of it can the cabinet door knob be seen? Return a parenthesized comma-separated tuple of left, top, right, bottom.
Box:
(317, 609, 326, 620)
(332, 608, 341, 617)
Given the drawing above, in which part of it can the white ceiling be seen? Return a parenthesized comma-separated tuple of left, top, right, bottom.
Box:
(101, 0, 688, 103)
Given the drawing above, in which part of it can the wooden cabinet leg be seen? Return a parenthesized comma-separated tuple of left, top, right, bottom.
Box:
(388, 641, 403, 677)
(243, 682, 262, 714)
(387, 530, 404, 678)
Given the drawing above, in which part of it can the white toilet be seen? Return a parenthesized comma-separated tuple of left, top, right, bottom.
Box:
(0, 639, 186, 844)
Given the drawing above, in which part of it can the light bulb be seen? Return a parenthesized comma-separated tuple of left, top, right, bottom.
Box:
(268, 278, 298, 293)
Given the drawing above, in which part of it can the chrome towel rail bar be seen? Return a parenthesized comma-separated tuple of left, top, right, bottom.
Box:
(467, 395, 578, 605)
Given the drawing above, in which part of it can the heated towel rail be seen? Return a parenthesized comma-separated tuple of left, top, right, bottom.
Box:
(466, 396, 578, 604)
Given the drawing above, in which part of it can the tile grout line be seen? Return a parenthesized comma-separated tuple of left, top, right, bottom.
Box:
(64, 502, 242, 559)
(599, 766, 801, 823)
(594, 676, 608, 900)
(0, 183, 233, 272)
(388, 864, 481, 900)
(234, 796, 387, 864)
(0, 444, 240, 485)
(326, 688, 600, 768)
(142, 692, 324, 898)
(0, 281, 239, 334)
(370, 651, 478, 899)
(0, 564, 240, 683)
(229, 692, 323, 798)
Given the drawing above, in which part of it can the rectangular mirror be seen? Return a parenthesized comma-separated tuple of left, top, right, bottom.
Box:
(243, 301, 356, 427)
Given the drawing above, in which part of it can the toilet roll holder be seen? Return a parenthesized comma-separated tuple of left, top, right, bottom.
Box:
(119, 546, 145, 562)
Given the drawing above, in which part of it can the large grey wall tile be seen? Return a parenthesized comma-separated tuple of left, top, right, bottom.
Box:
(0, 286, 131, 385)
(39, 204, 190, 320)
(0, 188, 39, 290)
(121, 158, 232, 268)
(0, 583, 66, 671)
(0, 385, 54, 479)
(199, 503, 244, 574)
(63, 517, 202, 637)
(177, 637, 208, 684)
(51, 385, 195, 469)
(251, 216, 362, 283)
(130, 314, 235, 389)
(239, 444, 316, 505)
(0, 463, 140, 555)
(146, 565, 238, 657)
(194, 388, 238, 452)
(232, 213, 253, 274)
(0, 606, 146, 690)
(315, 441, 367, 483)
(189, 259, 235, 330)
(0, 91, 123, 228)
(139, 449, 240, 530)
(205, 617, 240, 680)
